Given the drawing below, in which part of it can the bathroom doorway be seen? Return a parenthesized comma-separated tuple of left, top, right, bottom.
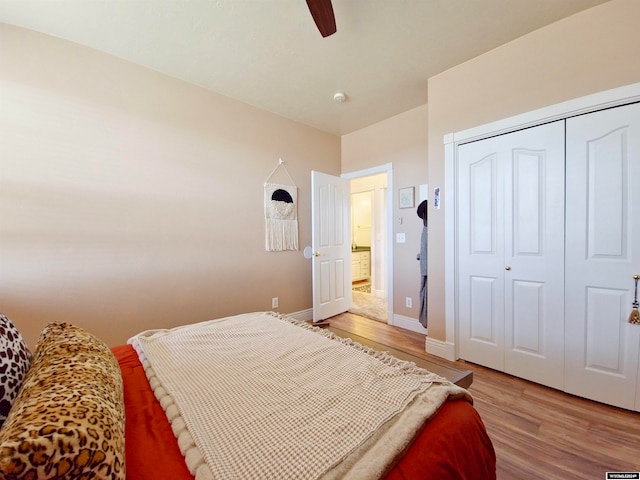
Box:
(348, 172, 389, 323)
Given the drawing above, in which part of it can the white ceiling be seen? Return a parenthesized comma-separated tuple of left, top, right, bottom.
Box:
(0, 0, 610, 136)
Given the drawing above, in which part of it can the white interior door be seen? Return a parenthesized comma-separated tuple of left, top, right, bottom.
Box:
(503, 122, 565, 389)
(458, 121, 565, 388)
(565, 102, 640, 411)
(311, 171, 351, 322)
(458, 136, 506, 371)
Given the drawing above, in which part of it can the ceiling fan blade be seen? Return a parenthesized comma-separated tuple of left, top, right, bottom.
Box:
(306, 0, 336, 37)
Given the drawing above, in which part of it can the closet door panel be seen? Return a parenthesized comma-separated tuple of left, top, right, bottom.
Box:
(458, 142, 505, 371)
(589, 127, 626, 257)
(585, 287, 627, 372)
(512, 149, 543, 254)
(503, 122, 565, 389)
(511, 280, 544, 354)
(457, 120, 565, 383)
(565, 102, 640, 411)
(469, 276, 499, 343)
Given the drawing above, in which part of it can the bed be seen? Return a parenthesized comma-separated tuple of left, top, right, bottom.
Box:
(0, 311, 496, 480)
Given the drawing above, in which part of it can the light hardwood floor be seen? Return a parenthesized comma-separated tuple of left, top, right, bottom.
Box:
(328, 312, 640, 480)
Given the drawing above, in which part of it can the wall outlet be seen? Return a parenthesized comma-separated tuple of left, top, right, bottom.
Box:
(396, 232, 406, 243)
(405, 297, 412, 308)
(272, 297, 279, 309)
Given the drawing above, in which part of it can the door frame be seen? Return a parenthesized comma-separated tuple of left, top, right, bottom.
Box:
(342, 163, 394, 323)
(432, 82, 640, 362)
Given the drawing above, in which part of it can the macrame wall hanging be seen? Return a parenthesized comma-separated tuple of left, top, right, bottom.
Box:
(264, 159, 298, 252)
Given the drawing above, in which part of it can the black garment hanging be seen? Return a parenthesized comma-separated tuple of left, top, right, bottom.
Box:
(417, 200, 428, 328)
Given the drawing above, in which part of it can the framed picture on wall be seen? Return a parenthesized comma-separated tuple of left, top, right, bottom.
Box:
(399, 187, 415, 209)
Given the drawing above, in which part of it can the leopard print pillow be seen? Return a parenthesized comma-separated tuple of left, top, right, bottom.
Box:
(0, 313, 32, 428)
(0, 322, 125, 480)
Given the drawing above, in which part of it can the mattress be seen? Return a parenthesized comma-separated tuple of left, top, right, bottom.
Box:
(112, 316, 496, 479)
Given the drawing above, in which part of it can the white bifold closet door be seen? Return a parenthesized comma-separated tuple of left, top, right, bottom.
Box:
(565, 102, 640, 411)
(457, 121, 565, 389)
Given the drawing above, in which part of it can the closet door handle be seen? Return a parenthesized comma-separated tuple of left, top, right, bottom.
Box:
(505, 266, 511, 271)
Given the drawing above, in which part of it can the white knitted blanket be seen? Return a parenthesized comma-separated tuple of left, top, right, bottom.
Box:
(129, 312, 470, 480)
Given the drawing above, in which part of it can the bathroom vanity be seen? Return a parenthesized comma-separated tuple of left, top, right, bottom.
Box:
(351, 247, 370, 282)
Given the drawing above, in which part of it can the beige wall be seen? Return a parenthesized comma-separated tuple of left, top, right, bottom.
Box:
(342, 105, 428, 325)
(427, 0, 640, 341)
(0, 24, 341, 348)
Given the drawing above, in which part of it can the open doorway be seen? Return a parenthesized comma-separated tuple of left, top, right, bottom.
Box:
(348, 172, 389, 323)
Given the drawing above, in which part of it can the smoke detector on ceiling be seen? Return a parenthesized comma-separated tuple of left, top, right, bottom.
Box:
(333, 92, 347, 103)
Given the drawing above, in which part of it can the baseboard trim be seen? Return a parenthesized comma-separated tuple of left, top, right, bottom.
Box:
(288, 309, 436, 343)
(391, 314, 428, 335)
(287, 308, 313, 322)
(425, 337, 457, 361)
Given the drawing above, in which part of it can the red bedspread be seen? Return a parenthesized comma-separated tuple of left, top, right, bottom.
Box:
(112, 344, 495, 480)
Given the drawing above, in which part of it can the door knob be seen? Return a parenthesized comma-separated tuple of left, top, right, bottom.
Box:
(505, 266, 511, 271)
